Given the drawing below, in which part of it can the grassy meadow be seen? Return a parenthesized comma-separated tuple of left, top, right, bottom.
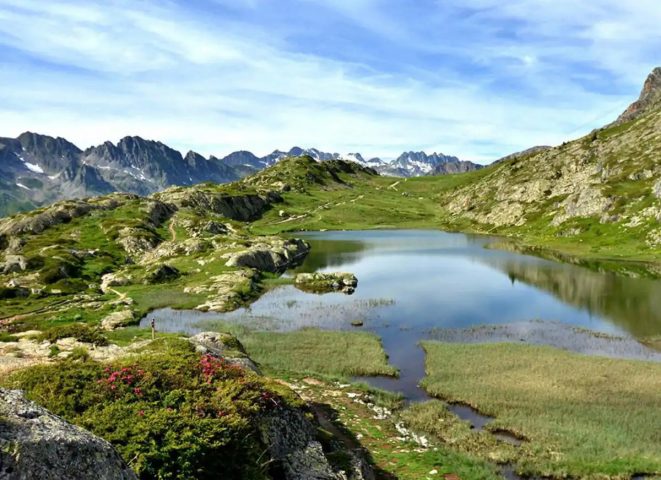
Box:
(420, 341, 661, 478)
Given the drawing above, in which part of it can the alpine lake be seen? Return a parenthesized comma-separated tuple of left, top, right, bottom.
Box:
(142, 229, 661, 400)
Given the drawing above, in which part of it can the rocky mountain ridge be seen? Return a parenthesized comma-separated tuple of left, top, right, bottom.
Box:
(0, 133, 478, 217)
(441, 67, 661, 258)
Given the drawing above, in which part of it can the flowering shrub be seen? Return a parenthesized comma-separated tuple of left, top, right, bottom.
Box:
(5, 337, 298, 480)
(97, 366, 145, 399)
(199, 354, 245, 383)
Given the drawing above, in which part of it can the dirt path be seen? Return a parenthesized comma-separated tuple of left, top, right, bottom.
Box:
(388, 181, 400, 191)
(168, 219, 177, 242)
(107, 288, 128, 301)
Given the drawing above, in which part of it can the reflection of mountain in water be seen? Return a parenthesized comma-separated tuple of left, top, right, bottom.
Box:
(480, 256, 661, 338)
(292, 239, 368, 272)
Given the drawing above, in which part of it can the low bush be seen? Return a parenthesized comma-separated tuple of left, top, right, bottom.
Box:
(4, 338, 295, 480)
(38, 323, 108, 346)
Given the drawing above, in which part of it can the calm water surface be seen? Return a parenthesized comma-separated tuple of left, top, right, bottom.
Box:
(144, 230, 661, 400)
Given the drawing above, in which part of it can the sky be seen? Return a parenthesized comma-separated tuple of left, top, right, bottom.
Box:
(0, 1, 659, 163)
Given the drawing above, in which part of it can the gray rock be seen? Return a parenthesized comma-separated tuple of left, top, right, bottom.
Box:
(189, 331, 260, 374)
(203, 221, 228, 235)
(0, 388, 137, 480)
(225, 238, 310, 272)
(143, 264, 180, 284)
(100, 272, 132, 293)
(295, 272, 358, 294)
(259, 406, 344, 480)
(2, 255, 27, 274)
(100, 310, 135, 331)
(654, 179, 661, 199)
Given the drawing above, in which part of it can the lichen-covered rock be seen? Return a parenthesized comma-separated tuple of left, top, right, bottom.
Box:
(100, 272, 132, 293)
(2, 255, 27, 274)
(156, 189, 281, 222)
(225, 238, 310, 272)
(189, 332, 260, 374)
(295, 272, 358, 294)
(116, 227, 161, 258)
(0, 389, 137, 480)
(101, 310, 135, 331)
(187, 269, 257, 312)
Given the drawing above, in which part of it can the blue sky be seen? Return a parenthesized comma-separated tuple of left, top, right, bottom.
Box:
(0, 0, 659, 162)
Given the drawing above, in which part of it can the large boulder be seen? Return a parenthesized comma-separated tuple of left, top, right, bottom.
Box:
(189, 331, 261, 374)
(0, 389, 137, 480)
(100, 310, 135, 331)
(225, 238, 310, 273)
(2, 255, 27, 274)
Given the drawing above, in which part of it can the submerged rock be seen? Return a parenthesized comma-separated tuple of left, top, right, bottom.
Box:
(0, 388, 137, 480)
(295, 272, 358, 294)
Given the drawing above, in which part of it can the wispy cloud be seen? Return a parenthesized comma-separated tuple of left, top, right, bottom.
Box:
(0, 0, 658, 162)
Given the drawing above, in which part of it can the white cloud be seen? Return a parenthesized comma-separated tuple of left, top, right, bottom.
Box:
(0, 0, 657, 163)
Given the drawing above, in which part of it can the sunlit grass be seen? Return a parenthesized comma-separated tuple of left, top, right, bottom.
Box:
(421, 341, 661, 478)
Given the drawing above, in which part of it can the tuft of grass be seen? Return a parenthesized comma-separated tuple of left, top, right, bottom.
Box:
(421, 341, 661, 478)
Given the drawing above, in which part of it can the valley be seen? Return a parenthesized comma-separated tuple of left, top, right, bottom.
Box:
(0, 68, 660, 479)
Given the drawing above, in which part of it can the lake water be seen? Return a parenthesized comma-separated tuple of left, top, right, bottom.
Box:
(143, 230, 661, 400)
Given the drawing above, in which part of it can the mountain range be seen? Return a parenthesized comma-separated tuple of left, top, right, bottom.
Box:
(0, 134, 481, 216)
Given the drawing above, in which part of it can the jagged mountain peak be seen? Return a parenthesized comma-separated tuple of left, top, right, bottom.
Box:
(17, 131, 82, 156)
(616, 66, 661, 124)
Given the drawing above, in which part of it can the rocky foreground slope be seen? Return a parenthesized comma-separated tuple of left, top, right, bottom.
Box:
(1, 332, 374, 479)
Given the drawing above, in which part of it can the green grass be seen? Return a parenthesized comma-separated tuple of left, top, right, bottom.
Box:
(199, 321, 397, 378)
(243, 328, 398, 377)
(421, 341, 661, 478)
(105, 326, 180, 346)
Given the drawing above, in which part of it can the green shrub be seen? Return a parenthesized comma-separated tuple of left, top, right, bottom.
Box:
(0, 332, 19, 342)
(3, 338, 293, 480)
(39, 323, 108, 346)
(69, 346, 90, 361)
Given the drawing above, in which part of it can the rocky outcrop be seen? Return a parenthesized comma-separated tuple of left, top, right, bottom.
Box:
(142, 264, 180, 284)
(189, 331, 260, 373)
(616, 67, 661, 124)
(116, 227, 161, 258)
(1, 255, 27, 274)
(187, 332, 372, 479)
(0, 389, 137, 480)
(156, 189, 281, 222)
(294, 272, 358, 294)
(0, 200, 108, 237)
(101, 310, 135, 331)
(187, 269, 258, 312)
(225, 238, 310, 273)
(260, 406, 348, 480)
(100, 272, 132, 293)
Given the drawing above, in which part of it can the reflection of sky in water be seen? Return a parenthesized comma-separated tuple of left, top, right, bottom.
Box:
(145, 230, 661, 399)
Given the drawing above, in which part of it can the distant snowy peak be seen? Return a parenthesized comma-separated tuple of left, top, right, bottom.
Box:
(240, 147, 475, 177)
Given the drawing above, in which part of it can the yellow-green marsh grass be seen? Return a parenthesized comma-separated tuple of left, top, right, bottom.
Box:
(240, 328, 398, 378)
(421, 341, 661, 478)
